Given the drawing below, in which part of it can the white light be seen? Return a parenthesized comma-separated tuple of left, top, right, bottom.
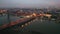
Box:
(25, 23, 28, 26)
(26, 16, 30, 18)
(28, 22, 31, 24)
(21, 25, 24, 28)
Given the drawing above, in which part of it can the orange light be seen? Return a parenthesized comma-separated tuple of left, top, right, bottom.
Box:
(26, 16, 30, 18)
(45, 14, 52, 17)
(32, 13, 36, 16)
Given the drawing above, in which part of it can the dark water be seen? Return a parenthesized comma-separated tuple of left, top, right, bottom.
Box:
(27, 19, 60, 34)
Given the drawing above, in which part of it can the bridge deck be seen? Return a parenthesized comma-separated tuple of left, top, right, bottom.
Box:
(0, 16, 36, 30)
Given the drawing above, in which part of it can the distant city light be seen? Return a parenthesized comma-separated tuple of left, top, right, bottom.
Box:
(26, 16, 30, 18)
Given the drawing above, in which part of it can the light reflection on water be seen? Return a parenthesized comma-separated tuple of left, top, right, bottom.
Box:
(26, 18, 60, 34)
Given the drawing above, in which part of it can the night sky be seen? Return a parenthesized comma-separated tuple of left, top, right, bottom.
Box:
(0, 0, 60, 8)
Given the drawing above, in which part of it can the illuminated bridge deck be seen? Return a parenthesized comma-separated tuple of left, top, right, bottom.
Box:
(0, 15, 36, 30)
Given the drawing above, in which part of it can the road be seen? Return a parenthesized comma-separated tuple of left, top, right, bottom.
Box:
(0, 15, 36, 30)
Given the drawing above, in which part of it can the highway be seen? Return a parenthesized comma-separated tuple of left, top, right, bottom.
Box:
(0, 15, 36, 30)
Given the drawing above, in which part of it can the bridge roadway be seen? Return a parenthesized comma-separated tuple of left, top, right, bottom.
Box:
(0, 16, 36, 30)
